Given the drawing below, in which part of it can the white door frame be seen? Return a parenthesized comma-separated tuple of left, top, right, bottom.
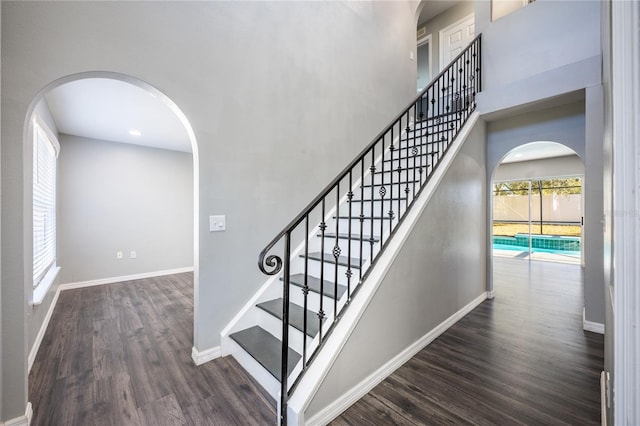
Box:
(439, 13, 475, 70)
(611, 0, 640, 423)
(417, 33, 432, 92)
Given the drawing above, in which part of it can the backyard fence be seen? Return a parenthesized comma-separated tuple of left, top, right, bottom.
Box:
(493, 193, 582, 224)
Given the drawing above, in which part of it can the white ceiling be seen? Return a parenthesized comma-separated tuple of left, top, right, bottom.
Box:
(501, 141, 577, 164)
(46, 78, 192, 153)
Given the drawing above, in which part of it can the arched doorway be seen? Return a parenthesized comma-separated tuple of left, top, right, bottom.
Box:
(24, 71, 200, 372)
(491, 141, 584, 264)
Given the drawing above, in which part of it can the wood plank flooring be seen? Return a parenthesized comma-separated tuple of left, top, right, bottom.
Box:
(30, 258, 604, 425)
(333, 257, 604, 425)
(28, 273, 276, 425)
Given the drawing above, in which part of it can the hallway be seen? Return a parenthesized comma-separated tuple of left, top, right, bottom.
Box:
(333, 257, 604, 425)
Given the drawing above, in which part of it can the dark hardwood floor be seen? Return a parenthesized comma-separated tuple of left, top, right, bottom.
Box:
(30, 258, 604, 425)
(28, 273, 276, 425)
(333, 257, 604, 425)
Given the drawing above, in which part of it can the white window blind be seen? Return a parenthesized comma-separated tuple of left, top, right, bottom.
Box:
(33, 118, 59, 288)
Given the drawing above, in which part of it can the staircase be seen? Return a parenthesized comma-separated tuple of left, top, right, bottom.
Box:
(222, 35, 481, 425)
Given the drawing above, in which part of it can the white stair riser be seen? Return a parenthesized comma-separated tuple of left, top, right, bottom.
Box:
(226, 336, 281, 399)
(369, 170, 423, 184)
(305, 251, 376, 279)
(345, 200, 410, 216)
(312, 236, 377, 261)
(361, 182, 424, 200)
(288, 286, 341, 314)
(257, 309, 315, 356)
(383, 157, 435, 171)
(333, 217, 394, 231)
(369, 181, 426, 200)
(332, 217, 393, 231)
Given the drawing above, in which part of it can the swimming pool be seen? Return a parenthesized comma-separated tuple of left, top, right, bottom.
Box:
(493, 234, 581, 257)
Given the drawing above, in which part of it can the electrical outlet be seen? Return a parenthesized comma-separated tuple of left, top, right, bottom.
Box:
(116, 251, 123, 259)
(209, 215, 226, 232)
(130, 251, 137, 259)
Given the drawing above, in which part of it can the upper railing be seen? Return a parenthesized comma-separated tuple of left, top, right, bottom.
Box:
(259, 34, 481, 425)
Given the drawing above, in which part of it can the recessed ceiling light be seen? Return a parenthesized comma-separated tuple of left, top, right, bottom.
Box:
(129, 129, 142, 137)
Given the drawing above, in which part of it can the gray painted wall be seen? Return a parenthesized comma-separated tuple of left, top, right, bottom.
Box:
(1, 1, 417, 419)
(306, 120, 487, 419)
(481, 1, 600, 91)
(418, 1, 474, 76)
(477, 1, 601, 118)
(583, 85, 605, 325)
(487, 102, 586, 172)
(56, 135, 193, 285)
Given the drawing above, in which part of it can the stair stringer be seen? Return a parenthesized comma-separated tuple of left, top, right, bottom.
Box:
(286, 111, 481, 425)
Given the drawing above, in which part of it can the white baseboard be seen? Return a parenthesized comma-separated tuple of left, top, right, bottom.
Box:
(28, 287, 61, 373)
(191, 345, 221, 365)
(57, 267, 194, 291)
(306, 292, 488, 426)
(583, 308, 605, 334)
(1, 402, 32, 426)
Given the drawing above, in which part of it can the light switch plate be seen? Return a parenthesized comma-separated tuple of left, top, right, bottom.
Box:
(209, 215, 226, 232)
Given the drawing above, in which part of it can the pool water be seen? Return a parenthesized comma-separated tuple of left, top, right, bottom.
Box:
(493, 242, 581, 257)
(493, 234, 581, 257)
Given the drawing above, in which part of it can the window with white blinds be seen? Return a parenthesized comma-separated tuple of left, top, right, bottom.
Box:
(33, 118, 59, 288)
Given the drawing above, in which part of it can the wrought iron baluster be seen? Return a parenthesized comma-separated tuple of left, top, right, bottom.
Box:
(397, 126, 402, 220)
(279, 231, 291, 426)
(438, 69, 449, 162)
(412, 104, 417, 198)
(302, 216, 309, 367)
(333, 183, 340, 319)
(478, 36, 482, 93)
(404, 111, 410, 214)
(458, 56, 463, 129)
(318, 199, 326, 341)
(464, 48, 470, 118)
(437, 76, 442, 162)
(380, 135, 385, 247)
(430, 86, 436, 174)
(448, 63, 453, 145)
(346, 171, 353, 300)
(369, 146, 376, 262)
(389, 125, 395, 229)
(359, 159, 364, 280)
(419, 102, 424, 187)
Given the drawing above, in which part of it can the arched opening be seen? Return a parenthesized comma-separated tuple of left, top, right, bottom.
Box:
(23, 71, 200, 380)
(491, 141, 584, 264)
